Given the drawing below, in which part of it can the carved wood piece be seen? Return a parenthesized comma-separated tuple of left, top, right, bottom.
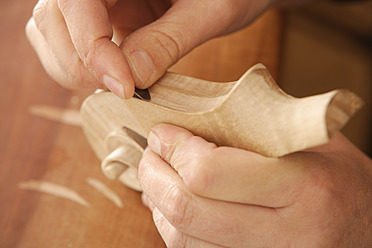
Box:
(81, 64, 363, 191)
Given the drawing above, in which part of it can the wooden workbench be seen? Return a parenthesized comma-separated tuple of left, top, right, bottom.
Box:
(0, 1, 282, 247)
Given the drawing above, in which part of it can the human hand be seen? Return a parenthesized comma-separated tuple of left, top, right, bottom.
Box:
(25, 0, 293, 98)
(139, 124, 372, 247)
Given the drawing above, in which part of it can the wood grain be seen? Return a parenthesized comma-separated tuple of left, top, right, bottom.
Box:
(0, 1, 282, 247)
(81, 64, 362, 190)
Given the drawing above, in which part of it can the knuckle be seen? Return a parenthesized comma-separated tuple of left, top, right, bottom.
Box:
(80, 42, 95, 69)
(182, 140, 218, 195)
(304, 169, 340, 209)
(79, 37, 110, 75)
(163, 183, 194, 230)
(65, 53, 94, 88)
(318, 176, 339, 206)
(53, 51, 96, 89)
(163, 142, 178, 166)
(58, 52, 95, 89)
(316, 170, 338, 197)
(184, 152, 215, 194)
(162, 133, 191, 167)
(151, 28, 183, 64)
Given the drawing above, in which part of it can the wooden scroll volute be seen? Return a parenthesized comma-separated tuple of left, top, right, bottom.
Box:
(81, 64, 363, 191)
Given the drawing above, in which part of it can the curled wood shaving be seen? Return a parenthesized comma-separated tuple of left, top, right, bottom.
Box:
(19, 180, 90, 207)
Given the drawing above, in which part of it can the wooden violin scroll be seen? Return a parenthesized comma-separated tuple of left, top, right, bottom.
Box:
(81, 63, 363, 191)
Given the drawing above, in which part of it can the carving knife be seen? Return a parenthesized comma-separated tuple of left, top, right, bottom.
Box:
(133, 88, 151, 101)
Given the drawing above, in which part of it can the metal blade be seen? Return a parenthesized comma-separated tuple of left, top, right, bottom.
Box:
(133, 88, 151, 101)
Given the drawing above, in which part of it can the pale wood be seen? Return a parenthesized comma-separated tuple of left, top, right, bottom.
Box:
(81, 63, 363, 191)
(29, 105, 82, 126)
(19, 180, 90, 207)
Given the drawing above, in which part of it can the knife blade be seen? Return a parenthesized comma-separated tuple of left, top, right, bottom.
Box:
(133, 88, 151, 101)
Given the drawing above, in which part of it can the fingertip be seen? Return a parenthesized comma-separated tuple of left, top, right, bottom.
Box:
(123, 79, 135, 99)
(148, 124, 193, 156)
(102, 75, 125, 98)
(151, 124, 193, 140)
(149, 124, 196, 153)
(107, 56, 135, 99)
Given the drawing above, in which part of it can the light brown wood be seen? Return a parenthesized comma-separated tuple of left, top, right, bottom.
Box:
(81, 64, 362, 191)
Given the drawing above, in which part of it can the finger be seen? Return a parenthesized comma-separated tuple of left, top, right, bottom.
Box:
(26, 18, 68, 86)
(109, 0, 170, 45)
(30, 0, 100, 89)
(138, 149, 282, 247)
(152, 207, 227, 248)
(58, 0, 134, 98)
(147, 124, 308, 207)
(120, 0, 256, 89)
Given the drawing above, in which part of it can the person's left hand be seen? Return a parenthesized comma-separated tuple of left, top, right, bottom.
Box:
(138, 124, 372, 247)
(26, 0, 277, 98)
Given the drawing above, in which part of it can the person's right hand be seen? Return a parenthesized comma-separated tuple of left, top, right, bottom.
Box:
(26, 0, 283, 99)
(139, 124, 372, 247)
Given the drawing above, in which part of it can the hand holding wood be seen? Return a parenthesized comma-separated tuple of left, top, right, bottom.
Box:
(139, 124, 372, 247)
(81, 64, 362, 191)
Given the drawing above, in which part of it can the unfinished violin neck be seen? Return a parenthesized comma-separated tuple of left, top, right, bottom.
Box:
(81, 63, 363, 191)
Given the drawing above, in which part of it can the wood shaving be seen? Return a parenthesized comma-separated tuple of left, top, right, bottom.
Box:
(29, 105, 82, 126)
(19, 180, 90, 207)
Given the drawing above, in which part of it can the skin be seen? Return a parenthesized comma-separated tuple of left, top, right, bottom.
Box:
(26, 0, 277, 98)
(140, 124, 372, 247)
(26, 0, 372, 246)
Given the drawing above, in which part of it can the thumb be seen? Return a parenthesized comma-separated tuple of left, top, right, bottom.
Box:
(120, 0, 242, 88)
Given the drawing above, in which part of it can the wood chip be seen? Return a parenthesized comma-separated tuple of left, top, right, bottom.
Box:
(19, 180, 90, 207)
(29, 105, 82, 126)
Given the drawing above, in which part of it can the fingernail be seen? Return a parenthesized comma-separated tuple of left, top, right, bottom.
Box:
(147, 131, 161, 155)
(128, 50, 154, 87)
(103, 75, 125, 98)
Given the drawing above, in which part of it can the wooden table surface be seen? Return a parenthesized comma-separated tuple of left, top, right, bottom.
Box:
(0, 1, 282, 247)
